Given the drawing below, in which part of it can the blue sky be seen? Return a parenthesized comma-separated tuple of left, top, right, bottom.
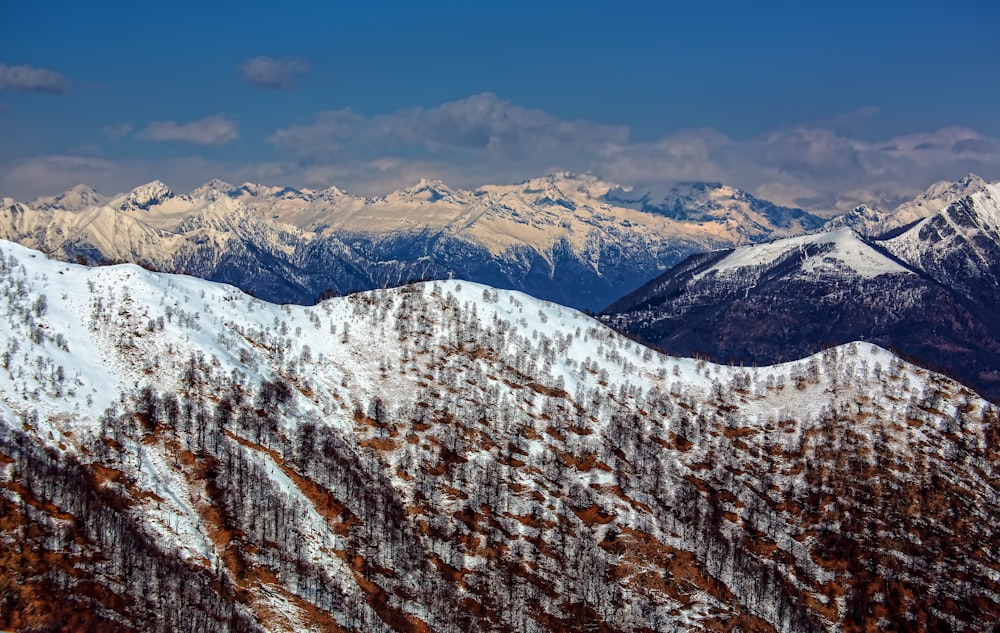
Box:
(1, 0, 998, 214)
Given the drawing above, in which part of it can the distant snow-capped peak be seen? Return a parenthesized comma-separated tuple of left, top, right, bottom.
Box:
(396, 178, 462, 203)
(117, 180, 175, 212)
(602, 180, 820, 233)
(30, 183, 106, 212)
(828, 173, 993, 237)
(189, 179, 236, 199)
(888, 173, 989, 227)
(920, 173, 988, 202)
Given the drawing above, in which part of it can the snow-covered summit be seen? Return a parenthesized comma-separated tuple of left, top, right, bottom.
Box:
(884, 173, 989, 230)
(886, 183, 1000, 256)
(825, 173, 992, 237)
(883, 183, 1000, 301)
(696, 227, 911, 281)
(603, 180, 822, 236)
(31, 183, 106, 213)
(822, 203, 881, 233)
(188, 179, 236, 200)
(116, 180, 175, 212)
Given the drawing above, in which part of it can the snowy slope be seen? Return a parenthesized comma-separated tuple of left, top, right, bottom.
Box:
(884, 182, 1000, 294)
(0, 240, 997, 632)
(692, 227, 911, 281)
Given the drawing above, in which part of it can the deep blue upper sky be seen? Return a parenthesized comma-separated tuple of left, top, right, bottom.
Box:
(1, 0, 998, 213)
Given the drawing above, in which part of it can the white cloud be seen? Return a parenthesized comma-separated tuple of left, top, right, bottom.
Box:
(240, 56, 310, 91)
(600, 129, 732, 185)
(6, 95, 1000, 215)
(266, 92, 631, 192)
(136, 115, 239, 146)
(729, 126, 1000, 213)
(589, 124, 1000, 216)
(0, 63, 69, 94)
(264, 99, 1000, 212)
(276, 94, 998, 212)
(267, 109, 366, 156)
(269, 92, 629, 159)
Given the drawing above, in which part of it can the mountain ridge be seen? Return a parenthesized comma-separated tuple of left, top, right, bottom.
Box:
(602, 185, 1000, 401)
(823, 173, 989, 238)
(0, 239, 997, 631)
(1, 173, 824, 310)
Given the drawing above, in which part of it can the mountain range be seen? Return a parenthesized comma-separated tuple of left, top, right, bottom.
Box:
(602, 180, 1000, 401)
(0, 173, 823, 310)
(0, 239, 997, 632)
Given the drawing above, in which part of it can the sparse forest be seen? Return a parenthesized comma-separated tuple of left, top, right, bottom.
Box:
(0, 243, 998, 632)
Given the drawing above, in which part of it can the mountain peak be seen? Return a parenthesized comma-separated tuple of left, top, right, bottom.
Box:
(119, 180, 174, 212)
(602, 180, 821, 231)
(407, 177, 450, 191)
(66, 183, 98, 194)
(959, 182, 1000, 233)
(398, 178, 459, 202)
(697, 227, 911, 282)
(542, 170, 589, 185)
(318, 184, 350, 197)
(827, 174, 993, 238)
(30, 183, 105, 212)
(822, 203, 884, 233)
(515, 171, 604, 192)
(883, 181, 1000, 315)
(959, 172, 987, 187)
(190, 179, 235, 197)
(921, 173, 988, 200)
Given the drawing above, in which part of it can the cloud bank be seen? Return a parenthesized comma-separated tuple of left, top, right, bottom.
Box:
(0, 63, 70, 94)
(265, 94, 1000, 214)
(240, 56, 310, 91)
(136, 115, 239, 146)
(4, 94, 1000, 215)
(269, 93, 628, 158)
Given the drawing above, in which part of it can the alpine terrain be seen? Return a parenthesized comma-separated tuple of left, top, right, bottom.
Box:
(603, 178, 1000, 401)
(0, 174, 822, 310)
(0, 240, 997, 632)
(824, 174, 990, 238)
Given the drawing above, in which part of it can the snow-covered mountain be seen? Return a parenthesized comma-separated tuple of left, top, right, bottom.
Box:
(0, 240, 997, 632)
(885, 182, 1000, 307)
(602, 222, 1000, 401)
(824, 173, 990, 237)
(602, 180, 820, 236)
(30, 183, 108, 212)
(0, 173, 823, 310)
